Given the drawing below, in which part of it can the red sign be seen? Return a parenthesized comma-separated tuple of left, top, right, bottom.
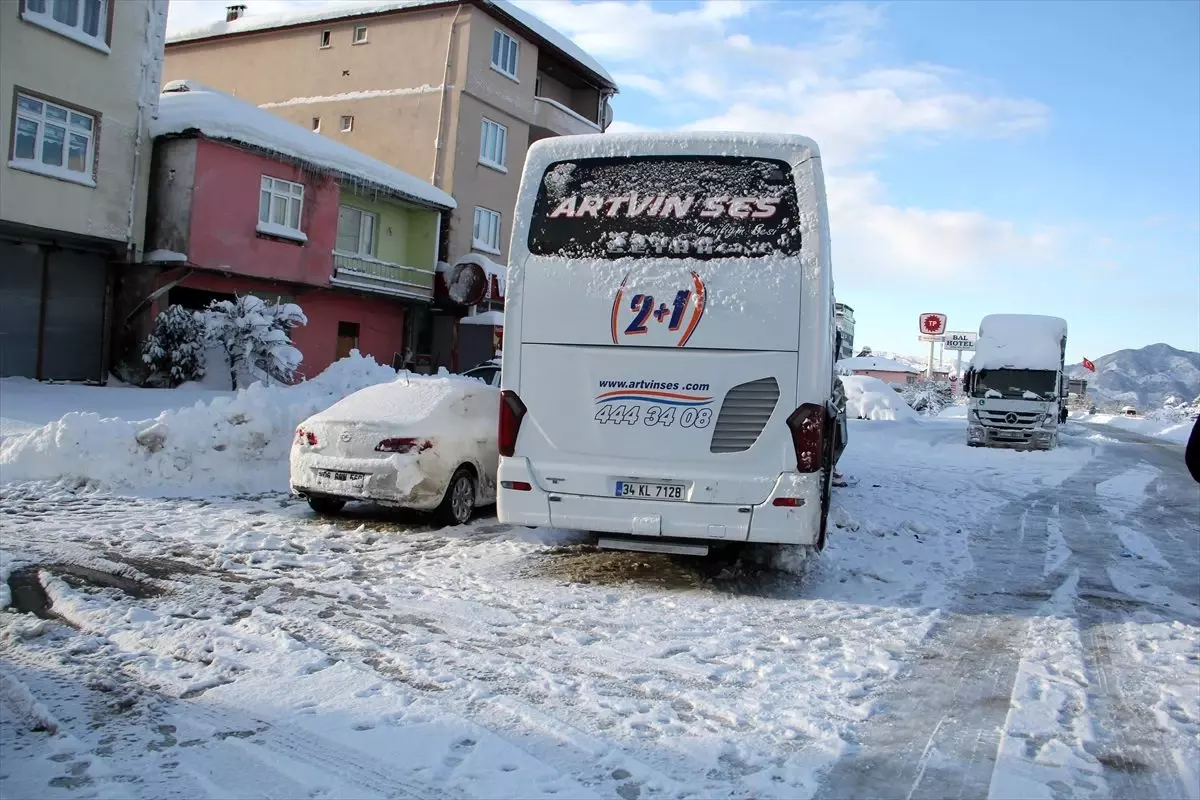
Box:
(919, 313, 947, 336)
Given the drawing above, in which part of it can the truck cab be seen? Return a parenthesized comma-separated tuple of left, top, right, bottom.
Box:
(964, 314, 1068, 450)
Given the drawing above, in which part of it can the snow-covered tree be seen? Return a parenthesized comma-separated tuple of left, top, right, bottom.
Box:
(902, 379, 954, 416)
(202, 295, 307, 389)
(141, 305, 206, 387)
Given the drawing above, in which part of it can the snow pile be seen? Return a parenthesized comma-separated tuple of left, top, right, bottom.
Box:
(1071, 411, 1195, 444)
(837, 355, 919, 375)
(0, 352, 402, 496)
(841, 376, 919, 421)
(972, 314, 1067, 371)
(153, 82, 455, 209)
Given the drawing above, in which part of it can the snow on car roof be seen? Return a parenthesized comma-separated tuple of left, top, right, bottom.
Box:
(459, 310, 504, 326)
(309, 374, 496, 428)
(838, 356, 919, 374)
(153, 81, 455, 210)
(166, 0, 616, 89)
(972, 314, 1068, 371)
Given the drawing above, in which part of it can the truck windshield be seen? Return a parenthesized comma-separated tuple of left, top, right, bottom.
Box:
(973, 369, 1057, 399)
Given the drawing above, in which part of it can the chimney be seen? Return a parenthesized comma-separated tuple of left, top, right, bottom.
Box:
(226, 4, 246, 22)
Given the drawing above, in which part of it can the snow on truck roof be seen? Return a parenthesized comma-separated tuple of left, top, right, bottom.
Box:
(166, 0, 617, 89)
(971, 314, 1068, 372)
(153, 82, 455, 210)
(525, 132, 821, 163)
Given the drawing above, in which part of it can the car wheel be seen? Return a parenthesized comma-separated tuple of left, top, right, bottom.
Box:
(437, 467, 476, 526)
(308, 496, 346, 515)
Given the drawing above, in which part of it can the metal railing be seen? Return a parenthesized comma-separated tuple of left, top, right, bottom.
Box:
(331, 250, 434, 298)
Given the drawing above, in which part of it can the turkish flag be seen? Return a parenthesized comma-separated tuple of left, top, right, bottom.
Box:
(1082, 358, 1096, 372)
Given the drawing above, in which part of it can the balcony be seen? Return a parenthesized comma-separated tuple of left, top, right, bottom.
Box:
(532, 96, 601, 138)
(330, 251, 435, 302)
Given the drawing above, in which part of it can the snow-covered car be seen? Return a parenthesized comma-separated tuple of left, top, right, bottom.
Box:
(289, 375, 499, 524)
(460, 356, 502, 386)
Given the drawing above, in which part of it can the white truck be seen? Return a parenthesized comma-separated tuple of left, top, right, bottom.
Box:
(964, 314, 1068, 450)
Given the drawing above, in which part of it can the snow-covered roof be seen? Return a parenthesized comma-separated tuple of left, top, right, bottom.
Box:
(972, 314, 1068, 372)
(838, 356, 919, 374)
(459, 310, 504, 326)
(166, 0, 617, 89)
(152, 81, 456, 210)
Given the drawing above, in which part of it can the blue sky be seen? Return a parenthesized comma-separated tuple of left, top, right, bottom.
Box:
(168, 0, 1200, 362)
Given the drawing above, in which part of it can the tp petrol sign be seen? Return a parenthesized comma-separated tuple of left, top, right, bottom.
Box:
(943, 331, 978, 351)
(919, 313, 947, 337)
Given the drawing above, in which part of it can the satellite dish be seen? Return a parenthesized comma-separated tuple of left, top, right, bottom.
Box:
(447, 261, 488, 306)
(601, 98, 614, 132)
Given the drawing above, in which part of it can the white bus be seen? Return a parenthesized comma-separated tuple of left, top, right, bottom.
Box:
(496, 132, 840, 557)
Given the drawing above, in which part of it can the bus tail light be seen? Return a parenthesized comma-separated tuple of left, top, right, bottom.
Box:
(785, 403, 824, 473)
(499, 390, 527, 457)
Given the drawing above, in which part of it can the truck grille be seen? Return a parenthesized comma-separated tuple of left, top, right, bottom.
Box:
(710, 377, 780, 453)
(978, 409, 1042, 427)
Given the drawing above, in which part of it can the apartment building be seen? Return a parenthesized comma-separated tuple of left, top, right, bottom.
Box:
(0, 0, 168, 382)
(162, 0, 617, 298)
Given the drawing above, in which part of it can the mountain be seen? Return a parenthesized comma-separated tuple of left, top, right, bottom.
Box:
(1066, 343, 1200, 409)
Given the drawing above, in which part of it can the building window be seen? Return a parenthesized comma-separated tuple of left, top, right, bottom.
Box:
(491, 29, 518, 79)
(311, 116, 321, 132)
(353, 25, 368, 44)
(479, 117, 507, 170)
(21, 0, 110, 51)
(258, 176, 306, 241)
(340, 115, 354, 133)
(10, 92, 97, 186)
(473, 207, 502, 254)
(336, 205, 377, 256)
(319, 29, 331, 48)
(336, 321, 361, 360)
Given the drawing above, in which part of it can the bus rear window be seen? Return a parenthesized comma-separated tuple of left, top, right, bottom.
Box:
(527, 155, 803, 260)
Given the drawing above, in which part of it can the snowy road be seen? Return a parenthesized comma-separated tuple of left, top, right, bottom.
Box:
(2, 420, 1197, 800)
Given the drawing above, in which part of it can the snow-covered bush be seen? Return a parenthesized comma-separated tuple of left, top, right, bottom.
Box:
(141, 305, 206, 388)
(202, 296, 307, 389)
(842, 376, 919, 421)
(901, 380, 954, 416)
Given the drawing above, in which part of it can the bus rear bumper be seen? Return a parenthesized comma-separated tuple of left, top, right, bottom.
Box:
(497, 459, 822, 546)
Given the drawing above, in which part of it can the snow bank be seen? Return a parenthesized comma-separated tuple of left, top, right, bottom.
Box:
(841, 376, 919, 422)
(972, 314, 1067, 371)
(153, 82, 454, 210)
(0, 352, 402, 496)
(1071, 412, 1195, 444)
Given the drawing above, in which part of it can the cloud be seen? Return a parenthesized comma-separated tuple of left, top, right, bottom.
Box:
(826, 172, 1057, 283)
(512, 0, 1055, 283)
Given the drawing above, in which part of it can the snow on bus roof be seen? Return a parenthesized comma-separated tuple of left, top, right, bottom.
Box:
(525, 131, 822, 162)
(971, 314, 1068, 371)
(153, 81, 455, 210)
(166, 0, 616, 89)
(838, 356, 919, 374)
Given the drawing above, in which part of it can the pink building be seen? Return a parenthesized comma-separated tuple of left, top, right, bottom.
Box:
(837, 355, 921, 387)
(115, 82, 457, 380)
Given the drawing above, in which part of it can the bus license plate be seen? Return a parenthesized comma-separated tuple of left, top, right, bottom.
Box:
(615, 481, 684, 501)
